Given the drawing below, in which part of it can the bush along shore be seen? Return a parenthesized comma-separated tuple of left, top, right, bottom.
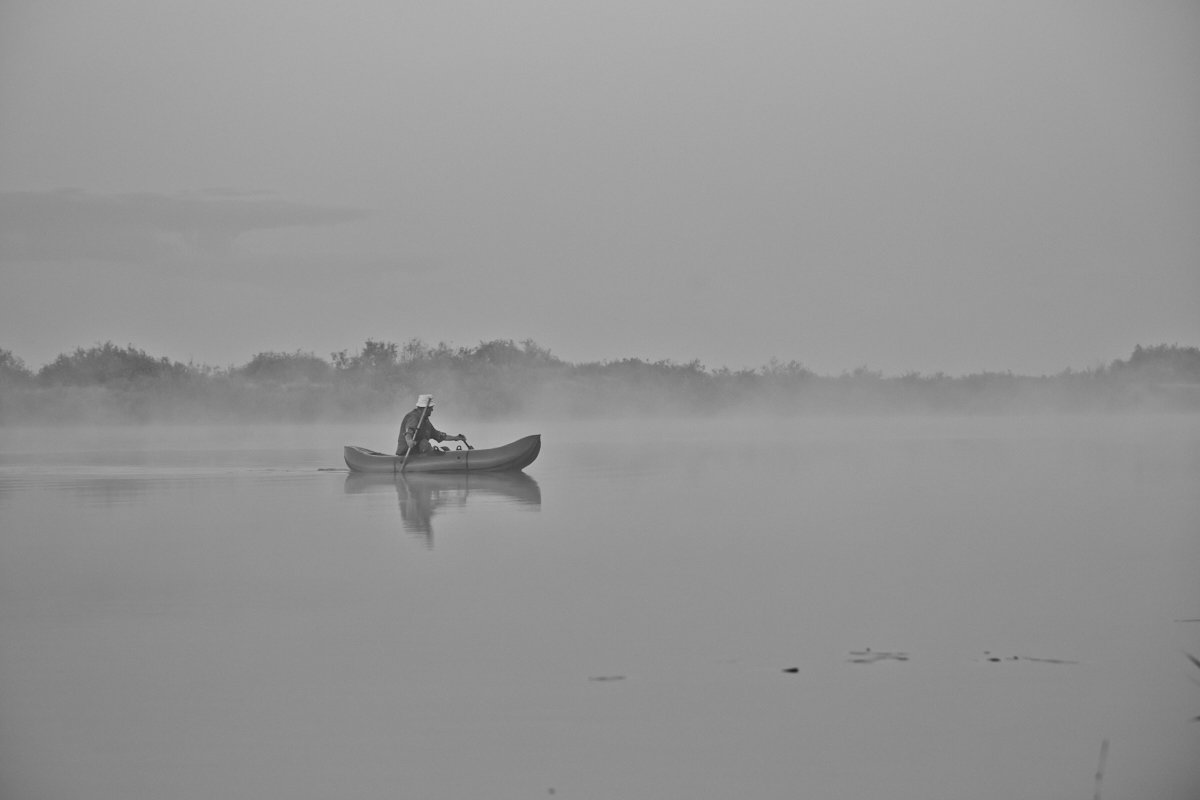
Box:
(1, 340, 1198, 423)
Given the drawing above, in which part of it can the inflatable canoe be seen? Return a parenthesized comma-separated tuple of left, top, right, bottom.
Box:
(344, 434, 540, 473)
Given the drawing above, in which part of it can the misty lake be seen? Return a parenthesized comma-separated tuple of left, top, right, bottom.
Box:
(1, 416, 1197, 800)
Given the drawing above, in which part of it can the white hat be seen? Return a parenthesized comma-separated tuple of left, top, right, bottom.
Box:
(415, 394, 434, 408)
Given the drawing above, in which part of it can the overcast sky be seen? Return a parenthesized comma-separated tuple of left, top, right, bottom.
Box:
(2, 1, 1197, 375)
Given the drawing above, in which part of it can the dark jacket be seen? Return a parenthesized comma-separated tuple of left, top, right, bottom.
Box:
(397, 407, 449, 455)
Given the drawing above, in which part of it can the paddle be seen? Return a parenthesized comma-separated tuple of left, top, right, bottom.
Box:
(398, 403, 430, 473)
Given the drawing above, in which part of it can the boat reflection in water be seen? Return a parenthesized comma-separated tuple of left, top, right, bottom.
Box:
(343, 471, 541, 547)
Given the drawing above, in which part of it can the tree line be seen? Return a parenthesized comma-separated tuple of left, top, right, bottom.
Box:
(1, 340, 1198, 423)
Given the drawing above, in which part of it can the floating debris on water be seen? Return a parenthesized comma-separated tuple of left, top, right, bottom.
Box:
(848, 648, 909, 664)
(980, 651, 1078, 664)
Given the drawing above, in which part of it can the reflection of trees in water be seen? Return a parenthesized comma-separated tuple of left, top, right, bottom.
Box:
(343, 472, 541, 548)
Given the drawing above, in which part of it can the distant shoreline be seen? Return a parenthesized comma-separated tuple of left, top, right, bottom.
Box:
(2, 340, 1198, 423)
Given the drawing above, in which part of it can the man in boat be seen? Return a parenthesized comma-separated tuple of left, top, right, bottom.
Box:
(397, 394, 466, 456)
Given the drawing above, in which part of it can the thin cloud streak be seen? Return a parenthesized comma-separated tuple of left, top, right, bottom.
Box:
(0, 189, 369, 262)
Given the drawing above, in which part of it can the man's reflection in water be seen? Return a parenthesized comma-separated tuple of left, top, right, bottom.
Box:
(394, 475, 455, 546)
(344, 472, 541, 548)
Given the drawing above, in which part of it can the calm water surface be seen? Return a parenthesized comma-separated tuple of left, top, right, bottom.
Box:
(1, 417, 1198, 800)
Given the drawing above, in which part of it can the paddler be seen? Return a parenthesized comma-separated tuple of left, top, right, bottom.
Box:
(396, 394, 467, 457)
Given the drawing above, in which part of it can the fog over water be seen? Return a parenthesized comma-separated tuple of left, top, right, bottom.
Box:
(1, 417, 1198, 799)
